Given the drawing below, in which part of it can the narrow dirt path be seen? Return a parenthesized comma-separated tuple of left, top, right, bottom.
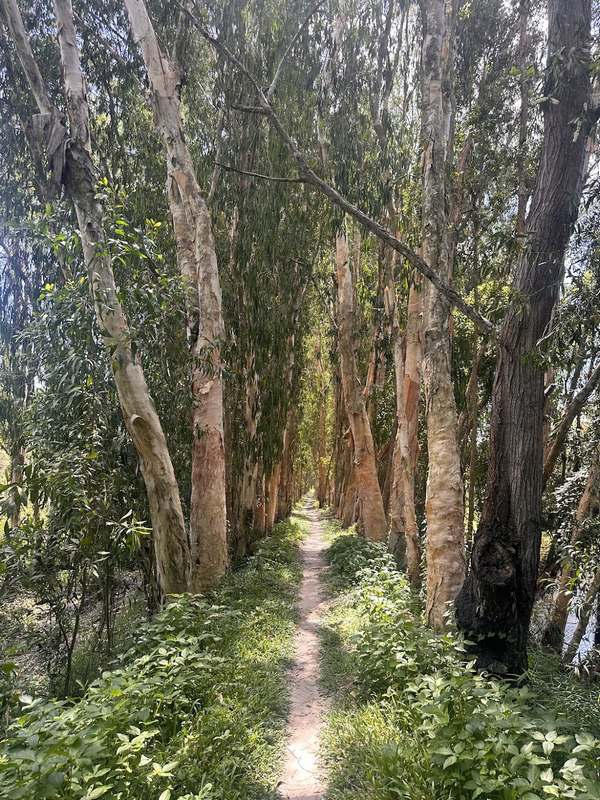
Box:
(278, 498, 329, 800)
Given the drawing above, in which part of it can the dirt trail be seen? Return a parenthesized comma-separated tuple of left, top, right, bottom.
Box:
(278, 498, 329, 800)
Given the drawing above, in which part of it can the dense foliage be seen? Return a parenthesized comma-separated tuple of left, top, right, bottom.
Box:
(322, 528, 600, 800)
(0, 517, 303, 800)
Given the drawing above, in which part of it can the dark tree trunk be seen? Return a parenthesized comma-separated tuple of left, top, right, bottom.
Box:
(456, 0, 592, 677)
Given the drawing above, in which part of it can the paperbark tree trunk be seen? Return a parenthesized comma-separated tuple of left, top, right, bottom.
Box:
(315, 335, 330, 508)
(388, 272, 422, 588)
(278, 408, 297, 520)
(543, 362, 600, 487)
(420, 0, 465, 628)
(399, 283, 422, 588)
(456, 0, 592, 676)
(124, 0, 228, 592)
(237, 354, 260, 554)
(335, 229, 387, 541)
(563, 568, 600, 665)
(542, 454, 600, 651)
(265, 463, 281, 531)
(516, 0, 531, 237)
(255, 471, 266, 537)
(3, 0, 190, 597)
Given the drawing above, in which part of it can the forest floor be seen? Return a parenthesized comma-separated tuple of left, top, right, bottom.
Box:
(278, 498, 330, 800)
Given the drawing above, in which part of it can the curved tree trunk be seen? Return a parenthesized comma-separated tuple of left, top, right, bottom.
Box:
(543, 453, 600, 651)
(420, 0, 465, 628)
(543, 362, 600, 487)
(563, 568, 600, 664)
(456, 0, 592, 676)
(124, 0, 228, 592)
(3, 0, 190, 597)
(335, 229, 386, 541)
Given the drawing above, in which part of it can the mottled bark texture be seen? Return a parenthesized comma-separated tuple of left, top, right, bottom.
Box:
(456, 0, 592, 676)
(3, 0, 190, 597)
(388, 272, 422, 588)
(420, 0, 465, 628)
(124, 0, 228, 591)
(335, 229, 387, 541)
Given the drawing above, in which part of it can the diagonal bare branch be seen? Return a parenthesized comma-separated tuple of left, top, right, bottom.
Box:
(179, 0, 494, 335)
(213, 160, 303, 183)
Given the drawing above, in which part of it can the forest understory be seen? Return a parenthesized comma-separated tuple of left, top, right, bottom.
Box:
(1, 0, 600, 797)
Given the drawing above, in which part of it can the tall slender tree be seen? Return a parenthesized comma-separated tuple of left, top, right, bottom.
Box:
(420, 0, 465, 627)
(456, 0, 593, 675)
(124, 0, 228, 590)
(1, 0, 190, 597)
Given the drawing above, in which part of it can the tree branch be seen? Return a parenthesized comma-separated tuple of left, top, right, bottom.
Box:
(266, 0, 326, 101)
(543, 359, 600, 488)
(1, 0, 52, 114)
(213, 160, 303, 183)
(180, 0, 494, 335)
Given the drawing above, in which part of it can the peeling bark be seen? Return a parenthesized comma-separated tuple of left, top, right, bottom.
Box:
(124, 0, 228, 591)
(335, 229, 386, 541)
(420, 0, 465, 627)
(3, 0, 190, 598)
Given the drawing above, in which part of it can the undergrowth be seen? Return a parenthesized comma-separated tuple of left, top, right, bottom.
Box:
(0, 516, 304, 800)
(320, 526, 600, 800)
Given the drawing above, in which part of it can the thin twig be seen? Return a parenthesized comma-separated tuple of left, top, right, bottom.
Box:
(229, 103, 269, 115)
(213, 160, 303, 183)
(266, 0, 327, 101)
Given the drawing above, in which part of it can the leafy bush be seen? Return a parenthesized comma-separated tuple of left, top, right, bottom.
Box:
(322, 530, 600, 800)
(0, 519, 303, 800)
(326, 529, 398, 590)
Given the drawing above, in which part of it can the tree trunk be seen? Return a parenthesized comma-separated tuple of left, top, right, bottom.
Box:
(385, 259, 421, 589)
(563, 568, 600, 664)
(420, 0, 465, 628)
(389, 276, 422, 588)
(315, 337, 329, 508)
(515, 0, 531, 237)
(265, 463, 281, 530)
(400, 283, 422, 588)
(456, 0, 592, 676)
(255, 471, 266, 537)
(543, 453, 600, 651)
(237, 355, 260, 553)
(335, 228, 387, 541)
(543, 361, 600, 487)
(3, 0, 190, 597)
(124, 0, 228, 592)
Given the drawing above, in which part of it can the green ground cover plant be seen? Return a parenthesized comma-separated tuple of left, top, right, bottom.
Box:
(0, 517, 304, 800)
(321, 525, 600, 800)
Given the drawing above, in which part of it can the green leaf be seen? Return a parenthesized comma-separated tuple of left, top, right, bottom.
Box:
(85, 786, 112, 799)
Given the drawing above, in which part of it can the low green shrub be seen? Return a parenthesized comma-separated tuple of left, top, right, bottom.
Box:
(0, 518, 303, 800)
(326, 529, 399, 591)
(322, 531, 600, 800)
